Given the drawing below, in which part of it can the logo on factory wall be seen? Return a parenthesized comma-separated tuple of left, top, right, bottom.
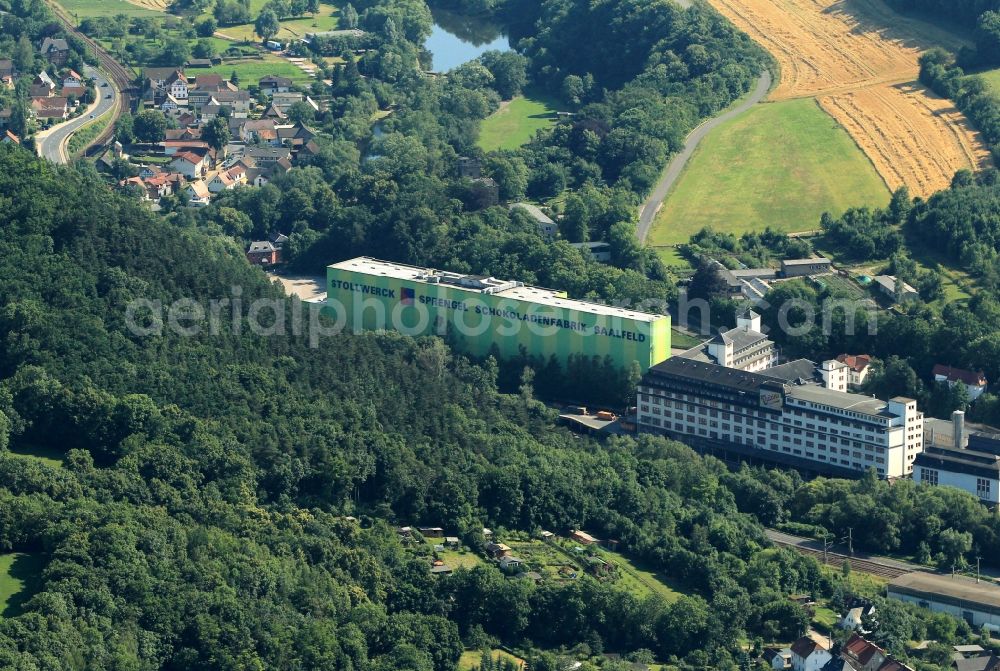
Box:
(401, 287, 415, 305)
(759, 391, 783, 410)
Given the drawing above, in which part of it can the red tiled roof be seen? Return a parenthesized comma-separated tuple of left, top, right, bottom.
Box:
(933, 364, 987, 387)
(172, 151, 204, 165)
(844, 634, 885, 666)
(837, 354, 872, 373)
(791, 637, 825, 658)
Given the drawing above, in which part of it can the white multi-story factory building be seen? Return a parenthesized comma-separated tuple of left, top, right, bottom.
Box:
(636, 357, 924, 479)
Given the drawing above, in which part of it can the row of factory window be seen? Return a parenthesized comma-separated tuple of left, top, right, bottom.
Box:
(639, 416, 887, 475)
(920, 468, 993, 498)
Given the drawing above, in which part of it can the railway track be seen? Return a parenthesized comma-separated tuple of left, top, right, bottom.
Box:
(46, 1, 134, 150)
(774, 541, 910, 579)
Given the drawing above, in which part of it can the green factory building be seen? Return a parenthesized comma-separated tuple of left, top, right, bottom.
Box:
(326, 257, 671, 372)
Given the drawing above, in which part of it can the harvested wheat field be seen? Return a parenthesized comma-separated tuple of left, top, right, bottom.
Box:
(705, 0, 989, 197)
(708, 0, 965, 99)
(819, 83, 991, 194)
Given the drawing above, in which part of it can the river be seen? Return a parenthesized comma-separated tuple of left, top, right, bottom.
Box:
(425, 7, 511, 72)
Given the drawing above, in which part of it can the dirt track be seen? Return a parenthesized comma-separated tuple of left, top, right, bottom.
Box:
(706, 0, 989, 197)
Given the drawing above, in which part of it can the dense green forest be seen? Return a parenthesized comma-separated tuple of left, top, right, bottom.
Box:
(0, 141, 988, 669)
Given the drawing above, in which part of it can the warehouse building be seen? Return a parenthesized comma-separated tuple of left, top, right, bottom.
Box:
(326, 257, 671, 372)
(888, 572, 1000, 633)
(636, 357, 923, 478)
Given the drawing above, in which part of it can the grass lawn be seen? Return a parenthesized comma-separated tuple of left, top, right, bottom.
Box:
(657, 247, 692, 270)
(6, 444, 64, 469)
(596, 548, 683, 604)
(58, 0, 162, 18)
(210, 4, 340, 42)
(437, 548, 483, 570)
(459, 649, 526, 671)
(670, 328, 704, 350)
(649, 98, 890, 247)
(478, 91, 562, 152)
(201, 56, 315, 85)
(0, 553, 44, 617)
(812, 605, 840, 631)
(977, 68, 1000, 97)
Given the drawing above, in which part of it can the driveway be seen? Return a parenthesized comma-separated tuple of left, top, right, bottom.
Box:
(637, 71, 772, 243)
(36, 65, 117, 163)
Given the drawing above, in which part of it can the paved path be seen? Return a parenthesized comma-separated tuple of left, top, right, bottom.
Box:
(637, 70, 772, 243)
(36, 66, 116, 163)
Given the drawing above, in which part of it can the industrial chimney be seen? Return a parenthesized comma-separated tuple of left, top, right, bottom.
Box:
(952, 410, 966, 451)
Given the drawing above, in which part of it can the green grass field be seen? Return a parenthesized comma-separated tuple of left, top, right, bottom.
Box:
(210, 3, 340, 42)
(670, 328, 704, 350)
(649, 98, 890, 248)
(478, 91, 562, 152)
(597, 548, 683, 604)
(459, 649, 526, 671)
(7, 444, 64, 469)
(0, 553, 44, 617)
(200, 55, 314, 85)
(977, 67, 1000, 96)
(59, 0, 162, 18)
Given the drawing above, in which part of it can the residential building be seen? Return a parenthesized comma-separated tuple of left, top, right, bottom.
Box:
(238, 119, 279, 145)
(510, 202, 557, 238)
(40, 37, 69, 65)
(271, 91, 306, 111)
(486, 542, 511, 558)
(569, 241, 612, 263)
(954, 656, 1000, 671)
(213, 90, 252, 115)
(246, 240, 281, 266)
(246, 146, 292, 164)
(143, 67, 182, 89)
(888, 571, 1000, 632)
(208, 166, 247, 192)
(873, 275, 919, 303)
(165, 70, 188, 100)
(763, 647, 792, 670)
(184, 180, 211, 206)
(841, 634, 887, 671)
(704, 310, 777, 372)
(276, 123, 316, 149)
(839, 603, 875, 631)
(836, 354, 873, 388)
(790, 636, 832, 671)
(327, 257, 672, 373)
(160, 93, 182, 113)
(636, 357, 924, 479)
(29, 71, 55, 98)
(1, 130, 18, 145)
(262, 102, 287, 120)
(0, 108, 11, 128)
(192, 73, 234, 92)
(259, 75, 293, 95)
(165, 127, 201, 142)
(30, 96, 67, 120)
(781, 257, 832, 278)
(171, 150, 208, 178)
(933, 365, 988, 401)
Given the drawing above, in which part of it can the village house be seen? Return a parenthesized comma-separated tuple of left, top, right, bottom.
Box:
(259, 75, 293, 95)
(171, 150, 209, 178)
(40, 37, 70, 65)
(499, 556, 523, 572)
(933, 365, 988, 401)
(142, 172, 183, 201)
(165, 70, 188, 100)
(209, 166, 248, 193)
(1, 129, 18, 145)
(874, 275, 919, 303)
(0, 108, 11, 128)
(29, 71, 55, 98)
(246, 145, 292, 164)
(30, 96, 68, 121)
(842, 634, 886, 671)
(246, 240, 282, 266)
(836, 354, 873, 388)
(192, 73, 235, 93)
(277, 124, 316, 149)
(839, 602, 876, 632)
(238, 119, 279, 145)
(762, 648, 792, 670)
(262, 102, 287, 120)
(184, 179, 211, 206)
(160, 93, 182, 113)
(212, 90, 252, 116)
(790, 637, 832, 671)
(61, 69, 86, 99)
(165, 127, 201, 142)
(486, 542, 511, 558)
(1, 75, 13, 90)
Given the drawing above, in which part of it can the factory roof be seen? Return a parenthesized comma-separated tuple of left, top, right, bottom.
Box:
(785, 385, 898, 417)
(889, 572, 1000, 611)
(329, 257, 667, 321)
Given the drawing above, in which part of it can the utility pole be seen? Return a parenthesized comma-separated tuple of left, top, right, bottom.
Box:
(977, 556, 981, 584)
(847, 527, 853, 556)
(823, 535, 830, 566)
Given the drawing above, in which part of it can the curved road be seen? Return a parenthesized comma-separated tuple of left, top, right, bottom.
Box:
(37, 65, 117, 163)
(637, 70, 772, 242)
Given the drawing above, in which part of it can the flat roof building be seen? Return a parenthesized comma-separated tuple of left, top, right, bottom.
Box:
(781, 257, 832, 277)
(636, 357, 923, 478)
(326, 257, 670, 372)
(888, 572, 1000, 633)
